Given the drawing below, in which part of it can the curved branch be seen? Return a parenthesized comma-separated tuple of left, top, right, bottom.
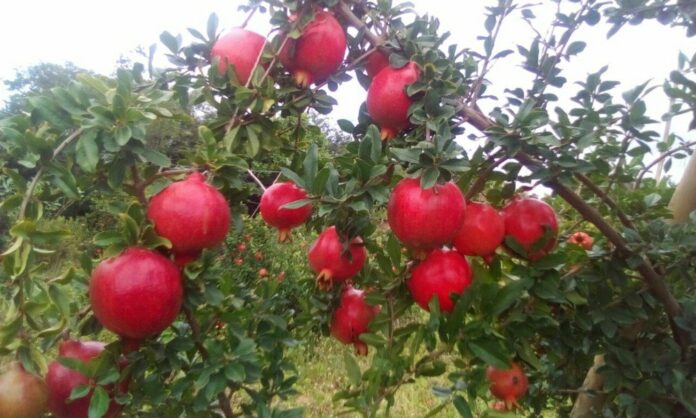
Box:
(634, 140, 696, 189)
(575, 173, 635, 230)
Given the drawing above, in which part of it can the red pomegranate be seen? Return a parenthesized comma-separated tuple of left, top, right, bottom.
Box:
(211, 28, 266, 84)
(568, 231, 593, 250)
(453, 202, 505, 257)
(486, 362, 529, 409)
(90, 247, 183, 339)
(387, 177, 466, 252)
(259, 182, 312, 242)
(308, 226, 367, 290)
(0, 361, 48, 418)
(367, 61, 420, 140)
(330, 285, 380, 355)
(279, 10, 346, 87)
(46, 340, 125, 418)
(172, 251, 200, 269)
(408, 249, 473, 312)
(501, 197, 558, 261)
(365, 50, 389, 79)
(258, 268, 269, 278)
(147, 172, 231, 256)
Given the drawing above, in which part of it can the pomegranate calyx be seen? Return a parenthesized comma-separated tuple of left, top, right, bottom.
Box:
(278, 228, 292, 243)
(380, 126, 397, 141)
(294, 69, 314, 88)
(315, 269, 334, 291)
(354, 341, 368, 356)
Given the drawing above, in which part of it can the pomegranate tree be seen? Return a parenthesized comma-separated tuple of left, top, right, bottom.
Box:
(90, 247, 183, 339)
(308, 226, 367, 289)
(486, 362, 529, 409)
(407, 249, 473, 312)
(367, 61, 420, 139)
(259, 181, 312, 241)
(364, 50, 389, 79)
(46, 340, 124, 418)
(387, 177, 466, 253)
(331, 285, 380, 355)
(568, 231, 593, 250)
(147, 172, 231, 259)
(453, 201, 505, 257)
(501, 197, 558, 261)
(0, 362, 48, 418)
(279, 10, 346, 87)
(210, 28, 266, 84)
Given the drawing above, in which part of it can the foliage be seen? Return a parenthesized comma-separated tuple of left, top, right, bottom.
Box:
(1, 1, 696, 418)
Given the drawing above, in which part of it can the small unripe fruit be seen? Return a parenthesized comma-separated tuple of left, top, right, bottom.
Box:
(486, 362, 529, 409)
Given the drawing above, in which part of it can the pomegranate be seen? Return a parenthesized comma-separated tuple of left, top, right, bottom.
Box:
(211, 28, 266, 84)
(279, 10, 346, 87)
(486, 362, 529, 409)
(365, 50, 389, 79)
(0, 362, 48, 418)
(90, 247, 183, 339)
(237, 242, 247, 252)
(147, 172, 231, 256)
(46, 340, 125, 418)
(120, 337, 141, 355)
(367, 61, 420, 140)
(330, 285, 380, 355)
(453, 202, 504, 257)
(260, 182, 312, 242)
(258, 268, 269, 278)
(277, 271, 286, 282)
(407, 249, 473, 312)
(502, 197, 558, 261)
(172, 251, 200, 269)
(387, 177, 466, 252)
(568, 231, 593, 250)
(233, 257, 244, 266)
(308, 226, 367, 290)
(254, 250, 264, 261)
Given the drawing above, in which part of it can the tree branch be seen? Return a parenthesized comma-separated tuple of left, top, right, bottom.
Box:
(635, 140, 696, 189)
(575, 173, 635, 230)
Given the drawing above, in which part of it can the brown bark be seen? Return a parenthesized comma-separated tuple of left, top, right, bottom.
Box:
(569, 355, 606, 418)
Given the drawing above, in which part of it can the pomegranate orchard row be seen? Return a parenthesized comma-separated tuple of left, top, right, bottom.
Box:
(1, 0, 695, 417)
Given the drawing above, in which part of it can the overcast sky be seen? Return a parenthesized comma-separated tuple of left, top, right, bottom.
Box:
(0, 0, 693, 180)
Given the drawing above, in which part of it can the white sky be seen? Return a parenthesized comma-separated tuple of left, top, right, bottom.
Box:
(0, 0, 693, 180)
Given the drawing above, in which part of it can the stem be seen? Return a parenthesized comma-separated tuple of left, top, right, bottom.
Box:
(654, 98, 676, 185)
(137, 167, 196, 192)
(634, 140, 696, 189)
(241, 7, 257, 29)
(183, 306, 235, 418)
(131, 165, 148, 206)
(465, 151, 508, 199)
(335, 1, 383, 46)
(19, 128, 84, 220)
(575, 173, 635, 230)
(247, 169, 267, 191)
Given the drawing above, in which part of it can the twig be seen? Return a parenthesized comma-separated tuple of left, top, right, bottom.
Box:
(131, 166, 148, 206)
(246, 169, 267, 191)
(575, 173, 635, 230)
(634, 140, 696, 189)
(137, 167, 196, 193)
(19, 128, 84, 220)
(465, 151, 508, 199)
(241, 8, 257, 29)
(183, 306, 235, 418)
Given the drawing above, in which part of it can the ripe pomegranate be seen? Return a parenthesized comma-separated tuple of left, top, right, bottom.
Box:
(211, 28, 266, 84)
(502, 197, 558, 261)
(453, 202, 504, 257)
(331, 285, 380, 355)
(486, 362, 529, 409)
(147, 172, 231, 256)
(367, 61, 420, 140)
(90, 247, 183, 339)
(254, 250, 264, 261)
(233, 257, 244, 266)
(0, 362, 48, 418)
(277, 271, 286, 282)
(365, 50, 389, 79)
(279, 11, 346, 87)
(120, 337, 141, 355)
(237, 242, 247, 252)
(568, 231, 593, 250)
(260, 182, 312, 242)
(308, 226, 367, 290)
(46, 340, 125, 418)
(408, 249, 473, 312)
(173, 251, 200, 269)
(387, 177, 466, 252)
(258, 268, 269, 278)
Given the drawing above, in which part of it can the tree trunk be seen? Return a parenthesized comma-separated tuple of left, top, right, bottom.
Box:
(569, 355, 606, 418)
(668, 149, 696, 223)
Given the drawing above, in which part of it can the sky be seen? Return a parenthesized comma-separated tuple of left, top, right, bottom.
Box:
(0, 0, 693, 180)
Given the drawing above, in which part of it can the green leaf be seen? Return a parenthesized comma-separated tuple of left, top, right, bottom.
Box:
(280, 168, 306, 189)
(160, 31, 180, 54)
(303, 144, 319, 188)
(207, 13, 219, 41)
(337, 119, 354, 133)
(88, 386, 109, 418)
(93, 231, 125, 247)
(224, 363, 246, 383)
(567, 41, 586, 56)
(68, 384, 91, 401)
(114, 126, 131, 146)
(281, 199, 313, 210)
(468, 341, 509, 369)
(453, 396, 474, 418)
(343, 352, 362, 386)
(76, 130, 99, 173)
(420, 168, 439, 189)
(140, 148, 172, 167)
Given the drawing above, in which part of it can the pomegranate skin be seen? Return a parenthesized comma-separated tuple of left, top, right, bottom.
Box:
(502, 197, 558, 261)
(365, 50, 390, 79)
(90, 247, 183, 339)
(147, 172, 231, 255)
(0, 362, 48, 418)
(308, 226, 367, 289)
(453, 202, 505, 257)
(408, 249, 473, 312)
(46, 340, 124, 418)
(367, 61, 420, 140)
(486, 362, 529, 406)
(331, 286, 380, 355)
(387, 178, 466, 251)
(211, 28, 266, 84)
(279, 11, 347, 87)
(260, 182, 312, 242)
